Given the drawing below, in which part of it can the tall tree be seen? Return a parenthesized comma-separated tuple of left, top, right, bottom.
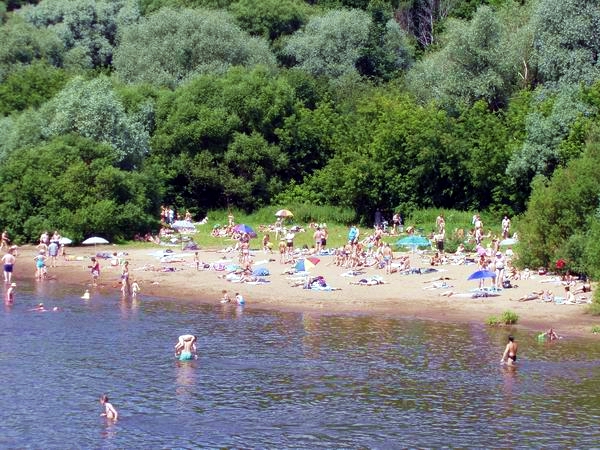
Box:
(113, 7, 275, 87)
(283, 8, 372, 78)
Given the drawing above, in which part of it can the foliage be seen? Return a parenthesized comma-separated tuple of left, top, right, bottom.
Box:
(486, 316, 500, 326)
(38, 75, 150, 169)
(0, 14, 64, 81)
(531, 0, 600, 86)
(406, 5, 519, 109)
(283, 8, 372, 78)
(506, 85, 594, 202)
(19, 0, 140, 69)
(229, 0, 309, 41)
(516, 135, 600, 271)
(355, 0, 413, 81)
(501, 310, 518, 325)
(113, 7, 275, 87)
(139, 0, 235, 15)
(0, 134, 160, 243)
(149, 66, 299, 212)
(0, 60, 67, 115)
(591, 325, 600, 332)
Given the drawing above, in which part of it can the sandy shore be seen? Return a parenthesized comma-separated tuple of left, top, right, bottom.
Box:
(10, 244, 600, 338)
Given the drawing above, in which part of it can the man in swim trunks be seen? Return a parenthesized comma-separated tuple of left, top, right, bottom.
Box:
(2, 250, 15, 284)
(501, 335, 518, 366)
(175, 334, 197, 360)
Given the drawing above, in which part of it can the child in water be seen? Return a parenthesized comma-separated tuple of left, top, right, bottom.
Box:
(100, 394, 118, 421)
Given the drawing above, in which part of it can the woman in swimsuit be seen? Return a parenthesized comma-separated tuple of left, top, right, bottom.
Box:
(501, 335, 518, 366)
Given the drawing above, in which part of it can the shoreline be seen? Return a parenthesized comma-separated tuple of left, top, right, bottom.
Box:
(10, 244, 600, 339)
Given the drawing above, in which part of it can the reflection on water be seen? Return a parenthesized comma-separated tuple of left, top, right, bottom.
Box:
(0, 281, 599, 448)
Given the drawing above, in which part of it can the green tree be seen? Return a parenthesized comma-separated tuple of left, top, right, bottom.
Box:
(532, 0, 600, 86)
(40, 75, 150, 169)
(113, 7, 275, 87)
(229, 0, 308, 41)
(283, 8, 372, 78)
(0, 61, 67, 115)
(0, 15, 64, 81)
(0, 134, 160, 242)
(355, 0, 413, 81)
(506, 85, 592, 203)
(406, 4, 520, 109)
(19, 0, 140, 69)
(517, 135, 600, 271)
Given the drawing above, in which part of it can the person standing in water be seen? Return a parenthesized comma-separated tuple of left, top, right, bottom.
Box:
(5, 282, 15, 305)
(174, 334, 197, 360)
(501, 335, 518, 366)
(99, 394, 118, 421)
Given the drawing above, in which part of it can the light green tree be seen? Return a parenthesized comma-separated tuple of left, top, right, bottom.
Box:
(283, 8, 372, 78)
(40, 75, 150, 169)
(113, 7, 275, 87)
(18, 0, 140, 69)
(532, 0, 600, 85)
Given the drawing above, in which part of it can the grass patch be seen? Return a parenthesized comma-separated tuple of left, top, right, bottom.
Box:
(486, 310, 519, 326)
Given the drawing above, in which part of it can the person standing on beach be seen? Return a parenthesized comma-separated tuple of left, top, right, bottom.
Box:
(89, 257, 100, 286)
(2, 249, 16, 284)
(501, 335, 518, 366)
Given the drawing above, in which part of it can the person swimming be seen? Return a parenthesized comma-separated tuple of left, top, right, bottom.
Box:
(175, 334, 197, 361)
(99, 394, 118, 421)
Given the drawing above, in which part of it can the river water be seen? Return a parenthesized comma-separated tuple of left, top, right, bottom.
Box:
(1, 281, 599, 448)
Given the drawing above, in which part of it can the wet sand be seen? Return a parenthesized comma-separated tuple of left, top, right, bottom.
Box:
(10, 244, 599, 338)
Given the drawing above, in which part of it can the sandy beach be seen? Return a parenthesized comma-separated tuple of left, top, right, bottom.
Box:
(9, 244, 599, 338)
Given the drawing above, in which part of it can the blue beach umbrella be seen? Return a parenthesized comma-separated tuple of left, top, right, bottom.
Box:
(467, 270, 497, 281)
(233, 224, 257, 238)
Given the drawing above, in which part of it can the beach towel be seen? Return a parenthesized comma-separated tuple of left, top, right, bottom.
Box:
(252, 268, 270, 277)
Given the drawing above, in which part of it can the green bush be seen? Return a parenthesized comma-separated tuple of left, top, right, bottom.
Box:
(501, 310, 519, 325)
(591, 325, 600, 334)
(487, 311, 519, 326)
(486, 316, 500, 326)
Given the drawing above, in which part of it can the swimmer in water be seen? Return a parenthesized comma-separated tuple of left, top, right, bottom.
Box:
(220, 289, 231, 303)
(501, 335, 518, 366)
(5, 282, 16, 305)
(81, 289, 90, 300)
(175, 334, 197, 360)
(29, 303, 47, 312)
(100, 394, 118, 421)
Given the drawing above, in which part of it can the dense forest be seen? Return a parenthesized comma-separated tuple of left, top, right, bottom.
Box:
(1, 0, 600, 278)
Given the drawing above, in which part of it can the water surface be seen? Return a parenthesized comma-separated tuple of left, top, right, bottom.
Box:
(1, 281, 599, 448)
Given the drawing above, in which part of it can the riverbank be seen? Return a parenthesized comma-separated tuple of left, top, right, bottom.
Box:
(10, 244, 600, 338)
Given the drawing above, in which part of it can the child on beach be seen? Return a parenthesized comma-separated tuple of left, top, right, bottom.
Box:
(131, 280, 140, 298)
(89, 257, 100, 286)
(100, 394, 118, 421)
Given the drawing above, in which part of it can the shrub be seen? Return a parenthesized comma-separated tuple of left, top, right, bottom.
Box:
(501, 310, 519, 325)
(591, 325, 600, 334)
(486, 316, 500, 326)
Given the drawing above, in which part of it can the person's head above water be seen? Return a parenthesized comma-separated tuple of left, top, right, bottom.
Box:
(508, 335, 514, 342)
